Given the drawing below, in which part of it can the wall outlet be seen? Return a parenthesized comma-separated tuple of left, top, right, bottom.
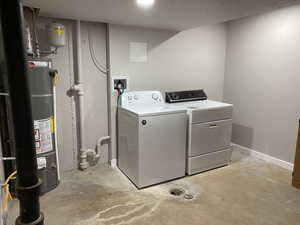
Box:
(112, 76, 129, 91)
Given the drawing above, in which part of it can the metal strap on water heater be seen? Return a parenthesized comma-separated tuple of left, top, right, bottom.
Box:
(0, 157, 16, 161)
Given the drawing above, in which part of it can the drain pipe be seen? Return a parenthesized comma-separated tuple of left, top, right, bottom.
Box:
(73, 20, 89, 170)
(73, 20, 110, 169)
(96, 136, 110, 159)
(105, 23, 114, 167)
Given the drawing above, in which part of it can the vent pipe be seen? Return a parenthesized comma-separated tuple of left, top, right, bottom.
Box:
(0, 0, 44, 224)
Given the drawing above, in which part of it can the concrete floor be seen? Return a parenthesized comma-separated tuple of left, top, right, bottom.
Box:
(8, 156, 300, 225)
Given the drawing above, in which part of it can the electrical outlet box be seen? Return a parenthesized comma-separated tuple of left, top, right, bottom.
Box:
(112, 76, 129, 92)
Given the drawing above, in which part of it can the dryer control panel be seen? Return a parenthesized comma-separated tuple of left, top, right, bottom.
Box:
(165, 89, 207, 103)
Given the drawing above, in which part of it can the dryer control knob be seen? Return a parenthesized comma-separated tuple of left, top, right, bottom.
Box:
(128, 95, 133, 100)
(134, 95, 139, 100)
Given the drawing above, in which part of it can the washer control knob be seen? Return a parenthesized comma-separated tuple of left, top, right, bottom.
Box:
(134, 95, 139, 100)
(141, 120, 147, 125)
(152, 93, 159, 100)
(128, 95, 133, 100)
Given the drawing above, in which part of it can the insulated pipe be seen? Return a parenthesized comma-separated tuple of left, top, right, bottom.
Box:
(0, 0, 44, 224)
(31, 8, 40, 58)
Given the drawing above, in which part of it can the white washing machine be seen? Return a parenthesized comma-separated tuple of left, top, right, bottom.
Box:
(165, 90, 233, 175)
(117, 91, 187, 188)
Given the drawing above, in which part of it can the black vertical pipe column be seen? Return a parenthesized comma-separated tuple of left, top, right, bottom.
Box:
(0, 0, 44, 224)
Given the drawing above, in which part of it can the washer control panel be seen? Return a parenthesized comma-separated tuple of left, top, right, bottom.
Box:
(121, 91, 163, 107)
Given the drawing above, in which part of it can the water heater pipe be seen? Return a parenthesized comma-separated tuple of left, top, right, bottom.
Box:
(52, 77, 61, 180)
(31, 7, 40, 58)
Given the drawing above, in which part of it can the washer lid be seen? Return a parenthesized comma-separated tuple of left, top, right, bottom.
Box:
(120, 104, 186, 117)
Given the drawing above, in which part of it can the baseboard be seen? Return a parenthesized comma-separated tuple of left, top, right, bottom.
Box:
(110, 158, 117, 168)
(232, 143, 294, 171)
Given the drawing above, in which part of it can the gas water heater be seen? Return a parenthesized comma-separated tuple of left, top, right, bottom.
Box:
(27, 59, 59, 195)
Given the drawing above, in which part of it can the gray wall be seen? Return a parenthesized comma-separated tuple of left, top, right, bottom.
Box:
(34, 18, 109, 171)
(109, 24, 228, 160)
(224, 5, 300, 163)
(80, 22, 109, 164)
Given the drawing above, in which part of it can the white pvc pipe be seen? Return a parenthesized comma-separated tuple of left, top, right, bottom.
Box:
(96, 136, 110, 159)
(76, 20, 85, 147)
(75, 20, 89, 170)
(105, 24, 114, 167)
(76, 20, 83, 86)
(53, 85, 61, 181)
(75, 20, 110, 169)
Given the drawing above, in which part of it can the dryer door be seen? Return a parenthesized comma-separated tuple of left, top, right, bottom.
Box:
(189, 119, 232, 157)
(138, 112, 187, 188)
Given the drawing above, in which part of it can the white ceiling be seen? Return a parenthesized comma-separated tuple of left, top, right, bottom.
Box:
(24, 0, 300, 30)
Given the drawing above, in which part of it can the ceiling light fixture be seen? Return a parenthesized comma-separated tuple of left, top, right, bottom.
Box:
(136, 0, 155, 8)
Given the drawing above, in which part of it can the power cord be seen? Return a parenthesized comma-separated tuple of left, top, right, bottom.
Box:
(1, 171, 17, 225)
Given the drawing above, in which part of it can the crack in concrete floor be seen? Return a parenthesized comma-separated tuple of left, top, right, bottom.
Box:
(75, 200, 160, 225)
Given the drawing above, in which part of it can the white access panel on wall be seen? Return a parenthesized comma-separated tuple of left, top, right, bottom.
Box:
(130, 42, 147, 63)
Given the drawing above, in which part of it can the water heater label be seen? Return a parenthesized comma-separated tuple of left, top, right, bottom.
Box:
(37, 157, 47, 169)
(34, 118, 53, 154)
(28, 61, 49, 68)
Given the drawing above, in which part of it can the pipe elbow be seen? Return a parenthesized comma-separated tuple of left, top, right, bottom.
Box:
(72, 84, 84, 96)
(95, 136, 110, 159)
